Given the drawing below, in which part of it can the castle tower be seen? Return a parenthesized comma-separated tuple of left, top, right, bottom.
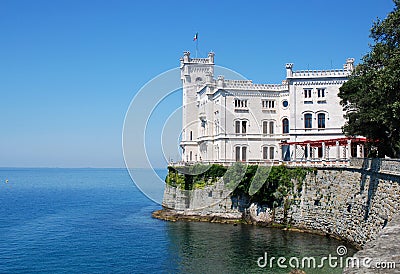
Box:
(180, 51, 215, 162)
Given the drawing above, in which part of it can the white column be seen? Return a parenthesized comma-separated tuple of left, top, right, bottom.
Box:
(306, 143, 311, 161)
(322, 142, 326, 160)
(361, 144, 365, 158)
(336, 141, 340, 160)
(293, 144, 297, 161)
(347, 139, 352, 160)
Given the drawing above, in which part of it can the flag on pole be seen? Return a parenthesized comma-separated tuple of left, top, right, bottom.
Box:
(193, 32, 198, 41)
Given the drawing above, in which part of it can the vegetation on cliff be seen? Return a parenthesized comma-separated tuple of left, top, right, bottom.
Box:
(165, 164, 227, 190)
(166, 164, 311, 217)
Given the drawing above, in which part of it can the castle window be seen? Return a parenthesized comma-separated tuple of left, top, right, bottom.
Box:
(304, 113, 312, 128)
(242, 121, 247, 133)
(262, 121, 274, 134)
(262, 99, 276, 109)
(269, 147, 275, 159)
(282, 100, 289, 108)
(263, 121, 268, 134)
(262, 146, 275, 160)
(235, 99, 248, 109)
(235, 120, 247, 134)
(235, 121, 240, 133)
(190, 131, 193, 140)
(242, 147, 247, 161)
(282, 118, 289, 134)
(263, 147, 268, 159)
(269, 121, 274, 134)
(318, 113, 326, 128)
(235, 146, 247, 162)
(304, 89, 312, 98)
(317, 88, 325, 98)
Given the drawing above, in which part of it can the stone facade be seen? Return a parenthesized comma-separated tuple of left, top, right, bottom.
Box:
(282, 168, 400, 247)
(179, 51, 355, 163)
(162, 158, 400, 248)
(163, 179, 232, 211)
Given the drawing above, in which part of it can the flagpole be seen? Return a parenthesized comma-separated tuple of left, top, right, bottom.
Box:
(196, 38, 198, 58)
(193, 32, 199, 58)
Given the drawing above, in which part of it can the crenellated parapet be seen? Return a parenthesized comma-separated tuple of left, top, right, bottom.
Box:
(180, 51, 215, 65)
(291, 69, 352, 78)
(286, 58, 354, 79)
(222, 79, 288, 91)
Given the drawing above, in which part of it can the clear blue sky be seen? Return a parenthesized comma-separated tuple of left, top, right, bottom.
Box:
(0, 0, 395, 168)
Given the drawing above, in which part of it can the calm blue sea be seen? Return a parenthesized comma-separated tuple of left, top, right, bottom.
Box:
(0, 168, 356, 273)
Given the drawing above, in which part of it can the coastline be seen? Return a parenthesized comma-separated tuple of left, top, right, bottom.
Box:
(152, 208, 244, 224)
(161, 160, 400, 251)
(152, 208, 362, 250)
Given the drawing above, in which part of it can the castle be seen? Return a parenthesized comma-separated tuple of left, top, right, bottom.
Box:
(179, 52, 366, 164)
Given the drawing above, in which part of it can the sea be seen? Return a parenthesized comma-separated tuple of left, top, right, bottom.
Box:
(0, 168, 357, 273)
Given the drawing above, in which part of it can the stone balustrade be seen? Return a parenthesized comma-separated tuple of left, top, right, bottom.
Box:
(350, 157, 400, 176)
(223, 79, 288, 91)
(292, 69, 351, 78)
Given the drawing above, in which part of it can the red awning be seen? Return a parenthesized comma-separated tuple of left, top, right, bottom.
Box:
(281, 137, 367, 147)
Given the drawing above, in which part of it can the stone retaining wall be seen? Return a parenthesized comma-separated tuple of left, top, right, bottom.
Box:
(162, 179, 249, 217)
(280, 167, 400, 247)
(162, 158, 400, 249)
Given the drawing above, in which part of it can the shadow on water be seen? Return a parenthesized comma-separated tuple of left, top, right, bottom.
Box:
(164, 221, 357, 274)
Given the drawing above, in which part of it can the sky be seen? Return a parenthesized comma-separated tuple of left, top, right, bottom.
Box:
(0, 0, 396, 168)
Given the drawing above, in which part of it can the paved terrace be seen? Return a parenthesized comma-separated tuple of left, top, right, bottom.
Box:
(171, 158, 400, 173)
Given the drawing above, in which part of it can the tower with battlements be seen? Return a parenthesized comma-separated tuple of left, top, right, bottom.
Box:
(180, 52, 215, 162)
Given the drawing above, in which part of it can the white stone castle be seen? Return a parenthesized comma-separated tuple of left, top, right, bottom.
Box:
(179, 51, 365, 165)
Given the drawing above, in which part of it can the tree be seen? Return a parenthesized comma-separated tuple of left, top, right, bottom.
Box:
(339, 0, 400, 157)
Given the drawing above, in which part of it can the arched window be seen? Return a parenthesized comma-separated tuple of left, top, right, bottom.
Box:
(242, 121, 247, 133)
(235, 146, 247, 162)
(235, 121, 240, 133)
(242, 147, 247, 161)
(262, 121, 274, 134)
(269, 147, 274, 159)
(262, 146, 275, 160)
(235, 147, 240, 161)
(263, 121, 268, 134)
(235, 120, 247, 134)
(282, 118, 289, 134)
(318, 113, 326, 128)
(263, 147, 268, 159)
(304, 113, 312, 128)
(269, 121, 274, 134)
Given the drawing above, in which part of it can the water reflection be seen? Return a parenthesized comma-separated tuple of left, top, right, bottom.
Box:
(165, 221, 357, 274)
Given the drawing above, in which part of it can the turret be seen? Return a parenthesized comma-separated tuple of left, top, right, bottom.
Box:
(183, 51, 191, 63)
(343, 58, 355, 71)
(217, 75, 224, 88)
(285, 63, 293, 78)
(208, 52, 215, 63)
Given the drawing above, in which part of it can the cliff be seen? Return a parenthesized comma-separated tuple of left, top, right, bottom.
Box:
(154, 158, 400, 249)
